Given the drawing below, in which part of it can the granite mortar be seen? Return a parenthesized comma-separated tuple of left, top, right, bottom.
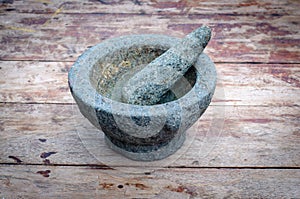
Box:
(68, 34, 217, 161)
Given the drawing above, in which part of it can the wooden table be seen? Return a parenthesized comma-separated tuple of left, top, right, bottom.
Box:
(1, 0, 299, 198)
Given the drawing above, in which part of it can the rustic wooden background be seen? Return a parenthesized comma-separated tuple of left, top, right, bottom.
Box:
(0, 0, 299, 198)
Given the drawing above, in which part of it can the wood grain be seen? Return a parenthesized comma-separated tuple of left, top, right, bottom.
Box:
(0, 61, 299, 105)
(1, 103, 299, 167)
(1, 0, 299, 15)
(0, 0, 299, 197)
(0, 165, 299, 198)
(0, 12, 299, 63)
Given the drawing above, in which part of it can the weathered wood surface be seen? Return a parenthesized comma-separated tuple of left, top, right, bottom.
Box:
(0, 9, 299, 63)
(0, 165, 299, 198)
(0, 61, 299, 105)
(0, 0, 299, 198)
(1, 103, 299, 167)
(1, 0, 299, 15)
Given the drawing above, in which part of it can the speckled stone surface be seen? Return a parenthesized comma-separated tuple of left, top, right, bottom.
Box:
(123, 26, 211, 105)
(68, 34, 217, 161)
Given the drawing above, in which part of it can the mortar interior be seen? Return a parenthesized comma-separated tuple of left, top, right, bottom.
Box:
(89, 45, 197, 104)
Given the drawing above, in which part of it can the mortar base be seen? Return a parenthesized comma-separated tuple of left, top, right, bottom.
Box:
(104, 131, 186, 161)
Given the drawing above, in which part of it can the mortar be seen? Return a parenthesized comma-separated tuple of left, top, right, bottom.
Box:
(68, 34, 217, 161)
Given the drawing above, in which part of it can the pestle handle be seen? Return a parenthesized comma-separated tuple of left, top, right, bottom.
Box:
(122, 26, 211, 105)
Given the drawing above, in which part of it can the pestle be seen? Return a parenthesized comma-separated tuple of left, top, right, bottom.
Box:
(122, 26, 211, 105)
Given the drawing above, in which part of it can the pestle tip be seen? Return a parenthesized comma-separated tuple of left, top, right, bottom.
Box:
(189, 25, 211, 47)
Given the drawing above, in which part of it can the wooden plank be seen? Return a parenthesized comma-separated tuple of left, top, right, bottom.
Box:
(1, 0, 299, 15)
(0, 165, 299, 198)
(0, 61, 70, 104)
(0, 12, 299, 63)
(1, 61, 299, 106)
(1, 103, 299, 167)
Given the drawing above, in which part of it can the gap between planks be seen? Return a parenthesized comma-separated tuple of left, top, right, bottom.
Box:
(0, 102, 299, 108)
(0, 162, 299, 170)
(2, 59, 300, 65)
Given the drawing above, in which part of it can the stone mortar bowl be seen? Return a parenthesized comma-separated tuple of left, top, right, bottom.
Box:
(68, 35, 217, 161)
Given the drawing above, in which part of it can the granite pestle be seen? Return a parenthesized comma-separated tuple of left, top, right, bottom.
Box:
(122, 26, 211, 105)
